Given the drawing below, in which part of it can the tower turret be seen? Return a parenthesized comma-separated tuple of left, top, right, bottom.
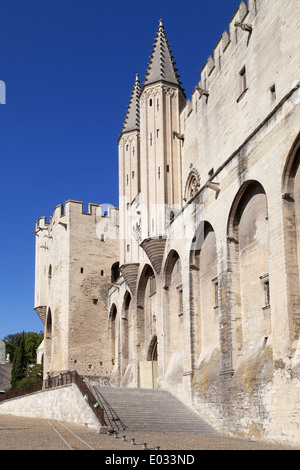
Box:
(118, 74, 142, 264)
(139, 19, 186, 240)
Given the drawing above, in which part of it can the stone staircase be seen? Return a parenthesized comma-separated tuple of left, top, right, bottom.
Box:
(90, 385, 217, 434)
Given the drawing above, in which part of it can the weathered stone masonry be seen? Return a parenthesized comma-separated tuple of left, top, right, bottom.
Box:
(35, 0, 300, 444)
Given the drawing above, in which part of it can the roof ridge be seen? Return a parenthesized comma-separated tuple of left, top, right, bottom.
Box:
(143, 19, 184, 92)
(121, 74, 141, 134)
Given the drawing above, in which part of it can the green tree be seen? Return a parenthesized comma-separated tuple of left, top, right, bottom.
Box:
(10, 332, 28, 389)
(3, 331, 43, 363)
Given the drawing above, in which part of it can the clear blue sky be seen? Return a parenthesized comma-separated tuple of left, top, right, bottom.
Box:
(0, 0, 242, 339)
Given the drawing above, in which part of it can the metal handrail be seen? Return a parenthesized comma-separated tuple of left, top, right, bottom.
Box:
(0, 381, 43, 402)
(0, 371, 106, 427)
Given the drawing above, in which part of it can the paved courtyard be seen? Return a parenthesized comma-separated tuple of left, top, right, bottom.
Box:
(0, 414, 298, 451)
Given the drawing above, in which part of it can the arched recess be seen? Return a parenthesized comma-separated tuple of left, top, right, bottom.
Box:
(163, 250, 184, 382)
(121, 291, 131, 376)
(111, 262, 120, 283)
(281, 133, 300, 343)
(136, 265, 157, 361)
(109, 304, 117, 372)
(147, 334, 158, 361)
(189, 221, 218, 366)
(44, 308, 52, 375)
(227, 180, 270, 359)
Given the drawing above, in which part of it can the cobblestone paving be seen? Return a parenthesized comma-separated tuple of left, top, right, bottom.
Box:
(0, 415, 298, 451)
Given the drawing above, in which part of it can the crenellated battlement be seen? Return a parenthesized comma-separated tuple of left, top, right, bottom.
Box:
(187, 0, 253, 106)
(199, 1, 249, 83)
(35, 200, 118, 229)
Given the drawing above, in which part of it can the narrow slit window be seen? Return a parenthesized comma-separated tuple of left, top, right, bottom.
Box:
(240, 66, 247, 92)
(270, 84, 276, 101)
(212, 277, 218, 308)
(177, 285, 183, 316)
(260, 274, 270, 309)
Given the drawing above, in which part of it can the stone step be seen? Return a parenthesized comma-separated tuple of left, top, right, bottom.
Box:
(90, 385, 217, 434)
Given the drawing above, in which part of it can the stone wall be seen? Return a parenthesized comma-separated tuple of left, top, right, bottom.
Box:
(0, 384, 104, 432)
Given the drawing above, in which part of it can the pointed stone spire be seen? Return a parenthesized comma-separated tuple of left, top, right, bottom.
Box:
(121, 74, 141, 134)
(143, 19, 184, 92)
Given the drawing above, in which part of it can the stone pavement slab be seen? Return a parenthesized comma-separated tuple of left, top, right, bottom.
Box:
(0, 414, 298, 451)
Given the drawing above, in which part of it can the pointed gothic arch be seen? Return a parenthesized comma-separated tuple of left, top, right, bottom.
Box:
(189, 221, 218, 365)
(136, 265, 157, 362)
(121, 291, 131, 376)
(163, 250, 184, 387)
(147, 334, 158, 361)
(44, 308, 52, 375)
(109, 304, 117, 371)
(227, 180, 270, 363)
(281, 133, 300, 343)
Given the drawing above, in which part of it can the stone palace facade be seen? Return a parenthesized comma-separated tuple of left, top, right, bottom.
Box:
(34, 0, 300, 444)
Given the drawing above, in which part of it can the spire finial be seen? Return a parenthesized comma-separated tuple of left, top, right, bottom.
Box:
(120, 74, 141, 135)
(143, 19, 184, 95)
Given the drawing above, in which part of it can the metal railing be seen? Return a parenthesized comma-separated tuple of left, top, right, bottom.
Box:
(0, 370, 106, 427)
(0, 381, 43, 402)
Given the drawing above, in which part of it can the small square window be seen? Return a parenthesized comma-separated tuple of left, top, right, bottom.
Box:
(93, 299, 98, 305)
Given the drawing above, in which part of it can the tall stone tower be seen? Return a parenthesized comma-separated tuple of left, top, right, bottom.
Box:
(118, 74, 141, 266)
(118, 20, 186, 288)
(139, 19, 186, 240)
(34, 200, 119, 378)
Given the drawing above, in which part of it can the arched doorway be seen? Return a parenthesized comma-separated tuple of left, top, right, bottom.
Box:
(44, 308, 52, 375)
(139, 335, 158, 389)
(109, 304, 117, 374)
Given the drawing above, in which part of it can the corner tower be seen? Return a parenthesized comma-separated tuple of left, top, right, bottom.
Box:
(140, 19, 186, 239)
